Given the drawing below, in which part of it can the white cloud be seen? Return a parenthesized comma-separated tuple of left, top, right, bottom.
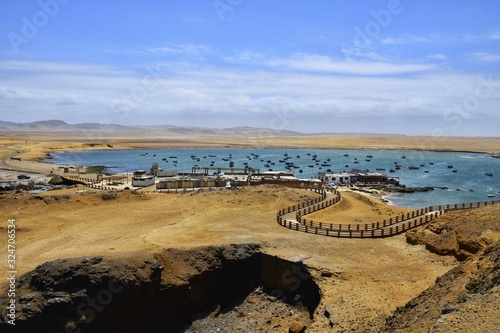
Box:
(0, 60, 499, 136)
(426, 54, 447, 60)
(488, 31, 500, 40)
(380, 35, 434, 45)
(265, 54, 435, 75)
(470, 52, 500, 63)
(145, 44, 210, 56)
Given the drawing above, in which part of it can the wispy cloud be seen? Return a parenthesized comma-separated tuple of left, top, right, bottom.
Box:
(265, 54, 435, 75)
(2, 59, 499, 136)
(426, 54, 447, 60)
(488, 31, 500, 40)
(470, 52, 500, 63)
(145, 44, 211, 56)
(380, 35, 434, 45)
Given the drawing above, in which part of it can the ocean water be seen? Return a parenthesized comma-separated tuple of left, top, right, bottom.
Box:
(44, 148, 500, 209)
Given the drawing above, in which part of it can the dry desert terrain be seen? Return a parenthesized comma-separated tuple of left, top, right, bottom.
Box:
(1, 132, 499, 332)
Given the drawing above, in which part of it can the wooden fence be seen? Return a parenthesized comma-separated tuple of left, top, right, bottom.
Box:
(275, 188, 328, 215)
(277, 189, 500, 238)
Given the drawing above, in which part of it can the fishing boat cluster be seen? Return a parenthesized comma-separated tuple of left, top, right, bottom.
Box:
(135, 150, 497, 198)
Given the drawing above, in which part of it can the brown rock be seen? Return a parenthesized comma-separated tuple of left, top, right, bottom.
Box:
(289, 320, 306, 333)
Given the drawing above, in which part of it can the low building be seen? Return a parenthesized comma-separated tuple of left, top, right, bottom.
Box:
(151, 162, 178, 177)
(317, 172, 356, 185)
(356, 172, 389, 185)
(250, 171, 322, 189)
(131, 170, 155, 187)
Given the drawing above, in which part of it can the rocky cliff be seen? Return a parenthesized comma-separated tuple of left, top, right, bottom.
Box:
(0, 243, 319, 332)
(0, 244, 263, 332)
(385, 205, 500, 332)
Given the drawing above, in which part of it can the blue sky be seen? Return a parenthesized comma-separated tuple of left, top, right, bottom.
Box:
(1, 1, 500, 136)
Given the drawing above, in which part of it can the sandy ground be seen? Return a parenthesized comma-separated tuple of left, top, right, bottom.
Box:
(0, 132, 494, 330)
(0, 185, 457, 331)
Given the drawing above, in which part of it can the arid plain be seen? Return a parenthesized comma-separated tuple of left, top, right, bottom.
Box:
(1, 131, 500, 332)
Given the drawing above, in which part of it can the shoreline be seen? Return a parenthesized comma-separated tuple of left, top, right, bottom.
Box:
(1, 134, 500, 176)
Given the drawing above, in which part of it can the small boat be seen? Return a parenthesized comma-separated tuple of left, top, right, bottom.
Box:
(424, 170, 429, 173)
(408, 166, 419, 170)
(452, 169, 458, 173)
(366, 154, 373, 158)
(485, 173, 493, 177)
(389, 169, 395, 173)
(447, 164, 453, 168)
(401, 155, 406, 159)
(343, 153, 349, 157)
(376, 168, 385, 171)
(487, 194, 495, 198)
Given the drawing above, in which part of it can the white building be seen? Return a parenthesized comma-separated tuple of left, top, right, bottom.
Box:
(131, 170, 156, 187)
(317, 172, 355, 185)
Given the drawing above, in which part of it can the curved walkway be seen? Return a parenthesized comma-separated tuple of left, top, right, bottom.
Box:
(277, 187, 500, 238)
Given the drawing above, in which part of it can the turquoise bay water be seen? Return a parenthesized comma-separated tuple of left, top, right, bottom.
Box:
(44, 148, 500, 209)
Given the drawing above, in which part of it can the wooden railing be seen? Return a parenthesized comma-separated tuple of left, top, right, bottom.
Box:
(277, 189, 500, 238)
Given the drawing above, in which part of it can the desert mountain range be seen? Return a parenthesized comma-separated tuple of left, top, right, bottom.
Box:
(0, 119, 400, 137)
